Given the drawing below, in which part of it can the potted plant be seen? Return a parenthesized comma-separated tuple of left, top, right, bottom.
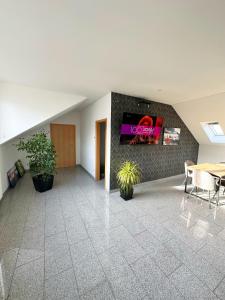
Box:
(117, 161, 141, 200)
(17, 132, 56, 192)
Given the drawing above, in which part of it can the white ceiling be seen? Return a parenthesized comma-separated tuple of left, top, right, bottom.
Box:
(1, 0, 225, 104)
(174, 93, 225, 145)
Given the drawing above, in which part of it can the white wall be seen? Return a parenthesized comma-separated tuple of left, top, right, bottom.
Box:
(1, 93, 111, 194)
(0, 145, 3, 199)
(174, 92, 225, 145)
(0, 82, 86, 144)
(198, 145, 225, 164)
(0, 125, 49, 196)
(174, 92, 225, 165)
(0, 141, 22, 195)
(0, 108, 81, 199)
(80, 93, 111, 191)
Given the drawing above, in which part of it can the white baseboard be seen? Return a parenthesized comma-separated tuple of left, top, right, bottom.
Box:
(110, 173, 185, 193)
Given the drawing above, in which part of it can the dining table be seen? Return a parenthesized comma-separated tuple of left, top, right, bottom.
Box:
(185, 162, 225, 193)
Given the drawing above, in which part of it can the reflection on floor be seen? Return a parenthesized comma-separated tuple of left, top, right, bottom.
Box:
(1, 166, 225, 299)
(187, 188, 225, 207)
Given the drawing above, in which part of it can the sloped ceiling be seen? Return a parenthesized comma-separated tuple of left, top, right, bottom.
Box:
(0, 83, 86, 144)
(173, 93, 225, 145)
(1, 0, 225, 104)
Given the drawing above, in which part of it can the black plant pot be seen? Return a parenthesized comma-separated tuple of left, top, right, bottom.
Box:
(120, 186, 134, 201)
(32, 174, 54, 193)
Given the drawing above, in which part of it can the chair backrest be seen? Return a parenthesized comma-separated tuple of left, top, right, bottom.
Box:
(192, 170, 216, 191)
(184, 160, 195, 177)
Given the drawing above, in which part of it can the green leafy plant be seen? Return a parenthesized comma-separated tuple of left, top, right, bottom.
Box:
(117, 161, 141, 199)
(16, 132, 56, 178)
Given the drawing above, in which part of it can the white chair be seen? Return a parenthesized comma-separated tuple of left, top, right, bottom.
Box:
(219, 163, 225, 194)
(191, 169, 220, 206)
(184, 160, 195, 192)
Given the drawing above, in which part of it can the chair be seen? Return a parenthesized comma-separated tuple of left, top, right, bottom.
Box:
(219, 176, 225, 195)
(184, 160, 195, 192)
(191, 170, 220, 206)
(219, 163, 225, 193)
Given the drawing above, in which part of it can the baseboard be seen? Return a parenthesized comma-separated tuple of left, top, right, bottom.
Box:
(110, 173, 185, 193)
(0, 168, 30, 201)
(79, 165, 95, 180)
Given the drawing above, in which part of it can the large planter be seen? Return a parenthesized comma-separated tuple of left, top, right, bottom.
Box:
(32, 174, 54, 193)
(120, 186, 133, 201)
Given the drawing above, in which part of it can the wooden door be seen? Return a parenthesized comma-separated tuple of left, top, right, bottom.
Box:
(95, 119, 107, 181)
(50, 124, 76, 168)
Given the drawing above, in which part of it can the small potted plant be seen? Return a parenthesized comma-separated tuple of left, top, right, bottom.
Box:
(117, 161, 141, 200)
(17, 132, 56, 192)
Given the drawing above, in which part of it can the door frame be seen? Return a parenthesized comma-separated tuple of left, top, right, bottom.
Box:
(50, 123, 76, 168)
(95, 118, 107, 182)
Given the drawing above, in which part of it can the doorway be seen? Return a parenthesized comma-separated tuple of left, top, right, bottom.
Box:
(95, 119, 107, 181)
(50, 123, 76, 168)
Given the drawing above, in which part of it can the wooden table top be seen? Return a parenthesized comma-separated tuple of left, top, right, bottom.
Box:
(188, 163, 225, 178)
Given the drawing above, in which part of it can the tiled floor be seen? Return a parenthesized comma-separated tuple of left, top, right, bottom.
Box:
(1, 167, 225, 299)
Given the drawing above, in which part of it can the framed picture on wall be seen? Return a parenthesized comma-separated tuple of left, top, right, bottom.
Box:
(7, 166, 19, 188)
(163, 128, 181, 145)
(120, 112, 164, 145)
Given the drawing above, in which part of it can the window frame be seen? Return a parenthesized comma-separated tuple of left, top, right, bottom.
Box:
(201, 122, 225, 144)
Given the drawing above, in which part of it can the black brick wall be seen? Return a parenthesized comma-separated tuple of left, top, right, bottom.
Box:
(110, 92, 199, 190)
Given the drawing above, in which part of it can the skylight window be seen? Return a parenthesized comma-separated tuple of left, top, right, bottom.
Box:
(208, 122, 224, 136)
(201, 122, 225, 144)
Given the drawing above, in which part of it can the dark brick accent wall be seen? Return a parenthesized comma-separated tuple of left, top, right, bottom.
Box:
(110, 92, 199, 190)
